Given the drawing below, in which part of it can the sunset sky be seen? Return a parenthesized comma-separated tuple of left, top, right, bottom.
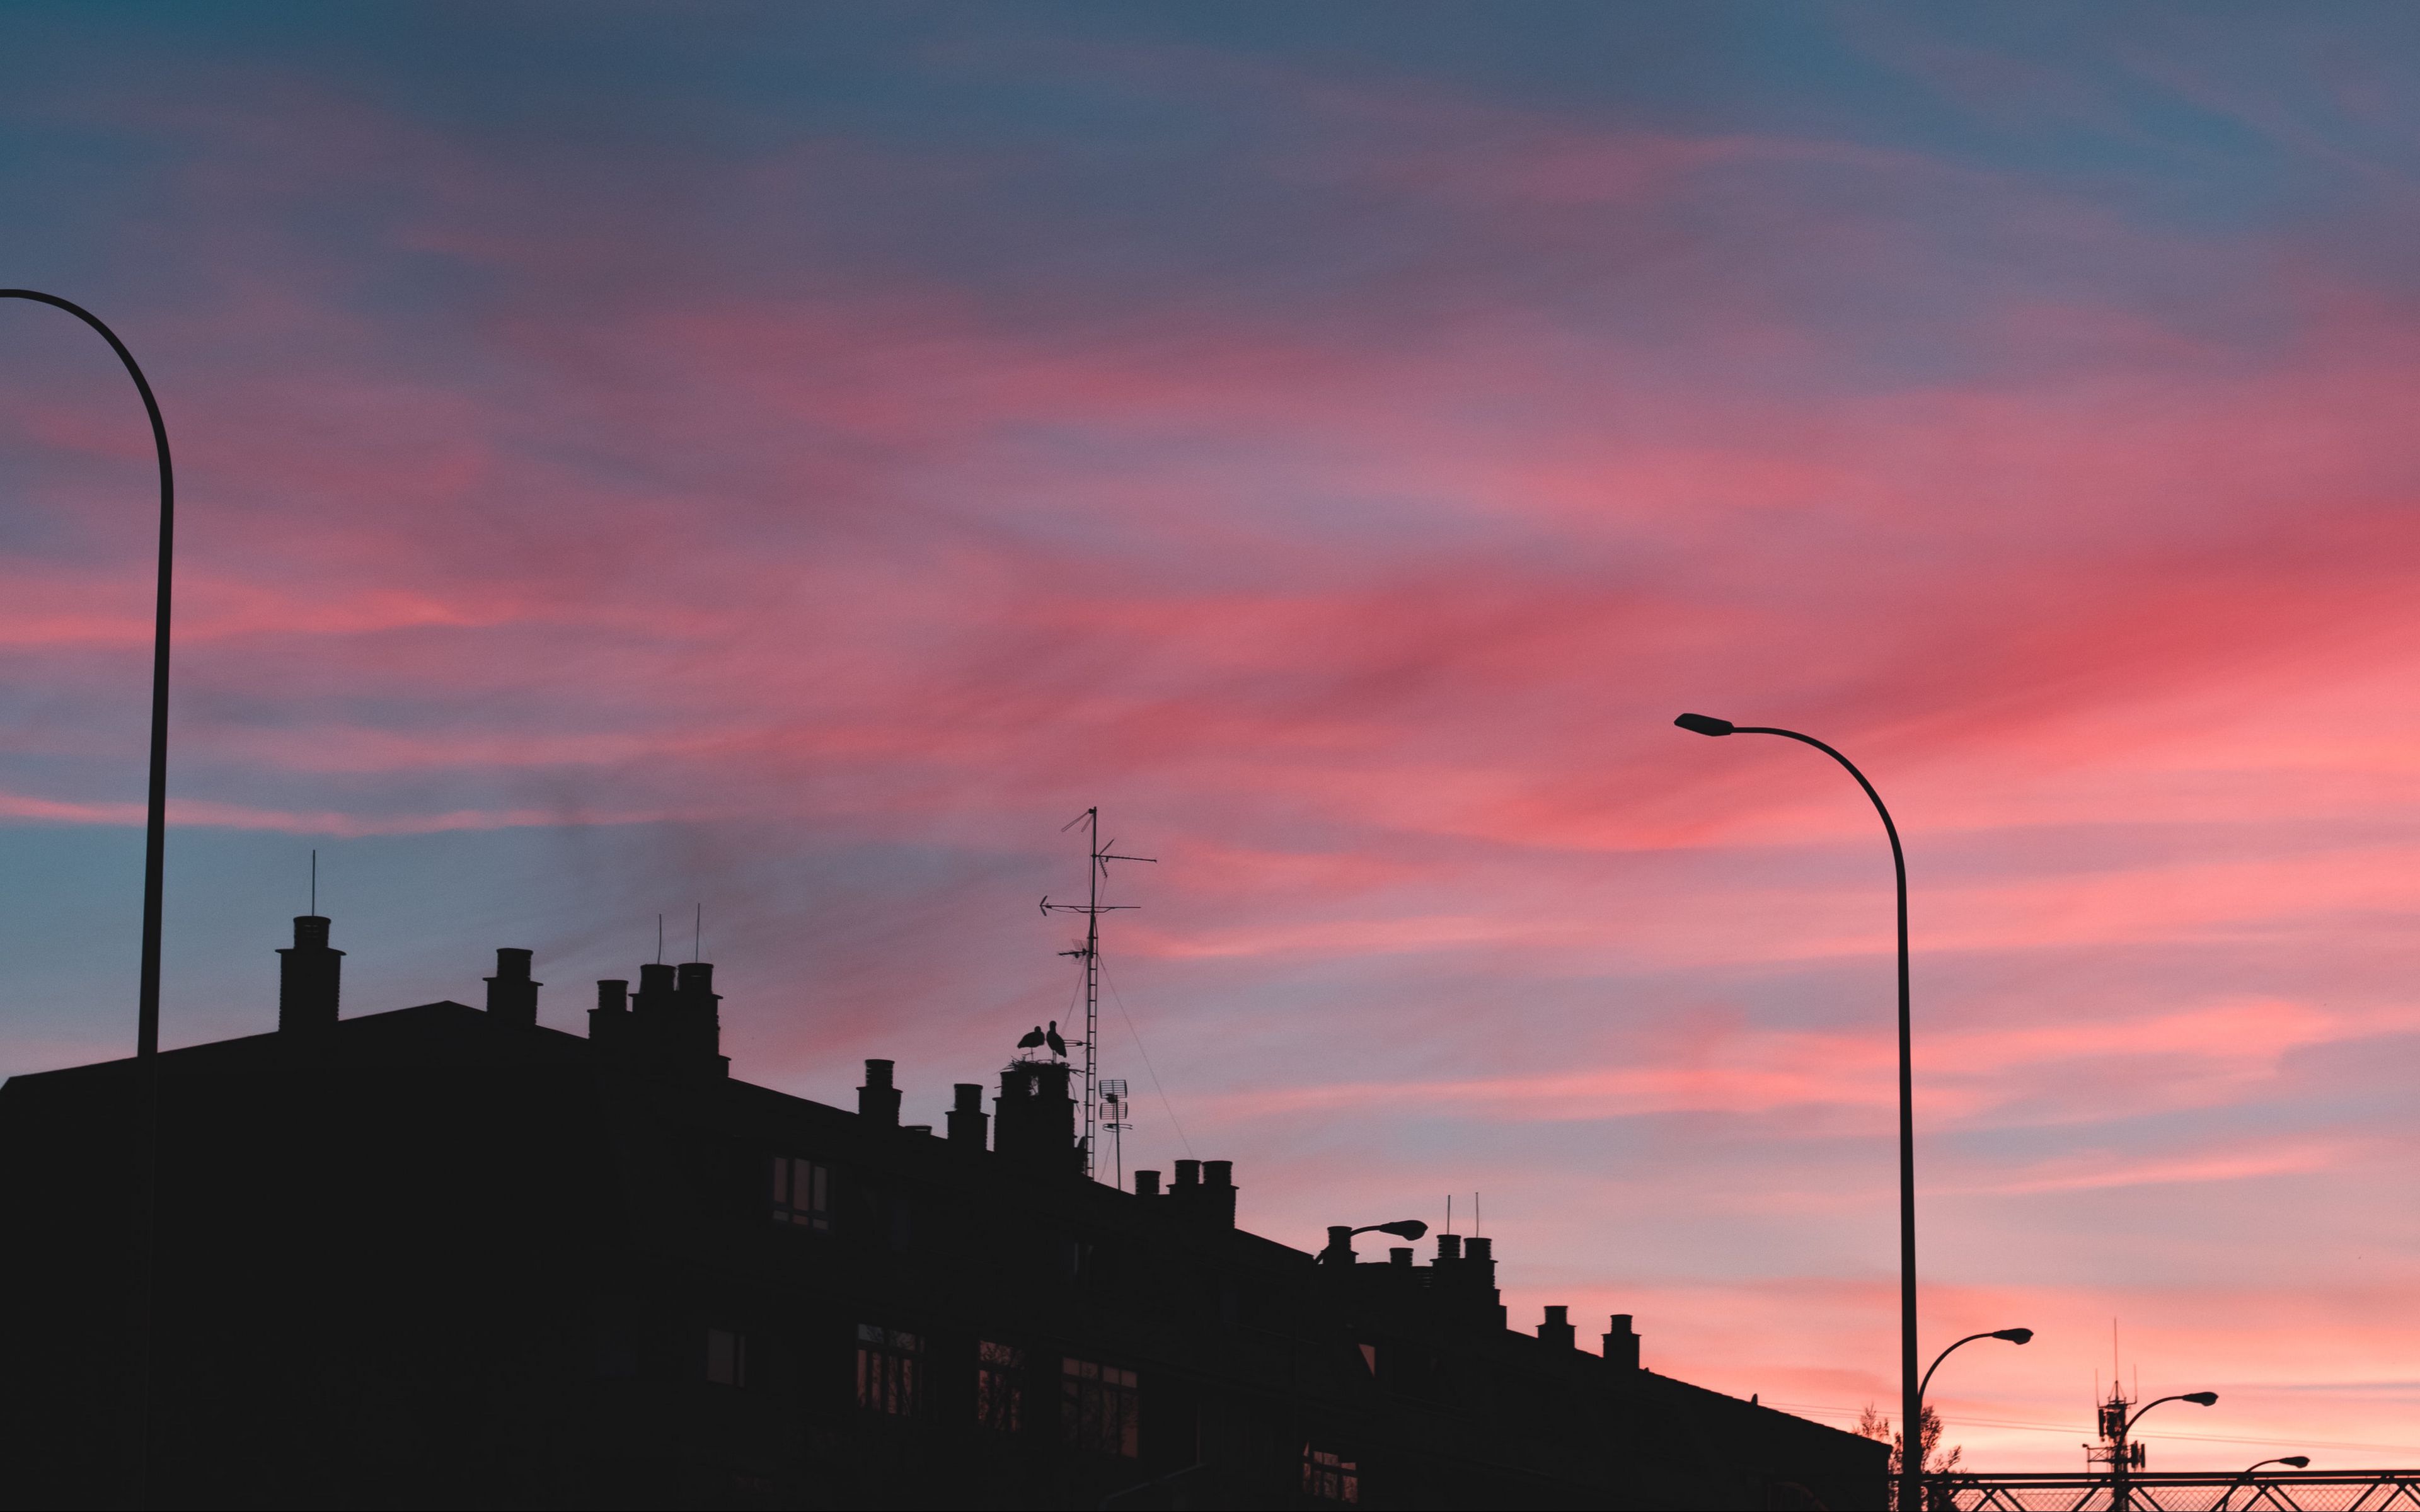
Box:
(5, 1, 2419, 1470)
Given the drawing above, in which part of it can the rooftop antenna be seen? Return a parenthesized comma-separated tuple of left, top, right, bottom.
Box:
(657, 914, 664, 966)
(1446, 1194, 1453, 1236)
(1040, 806, 1155, 1182)
(694, 903, 701, 963)
(309, 849, 316, 916)
(1101, 1079, 1131, 1189)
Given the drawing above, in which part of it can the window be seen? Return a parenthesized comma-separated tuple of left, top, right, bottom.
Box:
(1062, 1356, 1139, 1458)
(1303, 1445, 1359, 1504)
(772, 1156, 831, 1230)
(977, 1341, 1023, 1433)
(856, 1324, 921, 1416)
(706, 1327, 747, 1388)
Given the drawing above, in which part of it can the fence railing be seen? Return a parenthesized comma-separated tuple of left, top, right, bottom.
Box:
(1928, 1469, 2420, 1512)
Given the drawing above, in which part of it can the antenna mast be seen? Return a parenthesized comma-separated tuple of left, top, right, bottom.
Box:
(1040, 807, 1155, 1181)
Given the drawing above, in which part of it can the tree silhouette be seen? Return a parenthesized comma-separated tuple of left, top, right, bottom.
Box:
(1857, 1402, 1963, 1511)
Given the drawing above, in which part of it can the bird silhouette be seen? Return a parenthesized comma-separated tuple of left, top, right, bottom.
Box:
(1046, 1021, 1068, 1058)
(1017, 1025, 1046, 1051)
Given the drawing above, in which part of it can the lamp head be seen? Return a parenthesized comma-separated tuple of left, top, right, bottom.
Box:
(2184, 1392, 2219, 1407)
(1373, 1219, 1429, 1240)
(2281, 1457, 2310, 1469)
(1992, 1327, 2034, 1345)
(1674, 713, 1735, 736)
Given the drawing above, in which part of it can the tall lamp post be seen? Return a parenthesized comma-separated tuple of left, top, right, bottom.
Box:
(2215, 1455, 2307, 1511)
(1672, 712, 1919, 1512)
(2111, 1390, 2218, 1512)
(2, 290, 175, 1050)
(3, 289, 175, 1503)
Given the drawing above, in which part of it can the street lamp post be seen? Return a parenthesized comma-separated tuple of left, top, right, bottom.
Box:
(2, 289, 175, 1506)
(1913, 1329, 2031, 1505)
(3, 290, 175, 1053)
(2215, 1455, 2308, 1511)
(1673, 713, 1919, 1512)
(2112, 1391, 2219, 1512)
(1317, 1220, 1430, 1265)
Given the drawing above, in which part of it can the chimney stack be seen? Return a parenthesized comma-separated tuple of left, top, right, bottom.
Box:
(1173, 1159, 1201, 1188)
(1436, 1233, 1463, 1262)
(946, 1083, 988, 1148)
(674, 961, 725, 1074)
(1540, 1305, 1576, 1349)
(1603, 1314, 1641, 1370)
(589, 979, 628, 1045)
(1200, 1159, 1236, 1228)
(1133, 1170, 1160, 1197)
(992, 1061, 1078, 1173)
(859, 1060, 901, 1125)
(628, 960, 727, 1078)
(485, 948, 539, 1028)
(277, 915, 343, 1033)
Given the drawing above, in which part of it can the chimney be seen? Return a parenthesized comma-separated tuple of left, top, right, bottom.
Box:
(277, 915, 343, 1033)
(673, 961, 725, 1074)
(1200, 1159, 1236, 1228)
(484, 948, 539, 1029)
(1603, 1314, 1641, 1370)
(1390, 1247, 1414, 1268)
(1465, 1236, 1504, 1326)
(630, 961, 677, 1050)
(1540, 1305, 1576, 1349)
(628, 961, 725, 1078)
(1436, 1234, 1463, 1262)
(946, 1083, 988, 1148)
(1172, 1159, 1201, 1189)
(991, 1061, 1078, 1173)
(589, 979, 628, 1045)
(858, 1060, 901, 1125)
(1133, 1170, 1160, 1197)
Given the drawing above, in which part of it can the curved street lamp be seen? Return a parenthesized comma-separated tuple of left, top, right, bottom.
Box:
(1913, 1328, 2030, 1503)
(2, 289, 175, 1055)
(1673, 713, 1920, 1512)
(1318, 1219, 1429, 1265)
(2215, 1455, 2308, 1511)
(2112, 1392, 2218, 1511)
(3, 289, 175, 1508)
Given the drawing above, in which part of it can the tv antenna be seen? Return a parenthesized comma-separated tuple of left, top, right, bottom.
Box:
(1100, 1079, 1132, 1189)
(1040, 806, 1154, 1182)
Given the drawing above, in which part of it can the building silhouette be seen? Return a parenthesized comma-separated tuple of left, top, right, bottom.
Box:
(0, 914, 1885, 1509)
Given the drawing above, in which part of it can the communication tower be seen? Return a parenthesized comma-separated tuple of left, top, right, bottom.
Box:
(1040, 808, 1153, 1181)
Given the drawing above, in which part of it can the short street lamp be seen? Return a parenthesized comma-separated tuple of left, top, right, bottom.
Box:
(1319, 1220, 1429, 1265)
(2113, 1392, 2218, 1512)
(2216, 1456, 2309, 1511)
(1911, 1329, 2030, 1504)
(1673, 712, 1923, 1512)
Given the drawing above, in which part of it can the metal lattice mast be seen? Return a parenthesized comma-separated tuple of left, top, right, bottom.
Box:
(1040, 808, 1154, 1181)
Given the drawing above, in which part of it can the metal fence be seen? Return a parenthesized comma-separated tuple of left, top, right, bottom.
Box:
(1930, 1469, 2420, 1511)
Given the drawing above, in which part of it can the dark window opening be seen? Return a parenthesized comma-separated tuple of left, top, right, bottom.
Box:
(856, 1324, 921, 1416)
(772, 1155, 832, 1230)
(1303, 1445, 1359, 1504)
(977, 1341, 1023, 1433)
(1063, 1356, 1139, 1458)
